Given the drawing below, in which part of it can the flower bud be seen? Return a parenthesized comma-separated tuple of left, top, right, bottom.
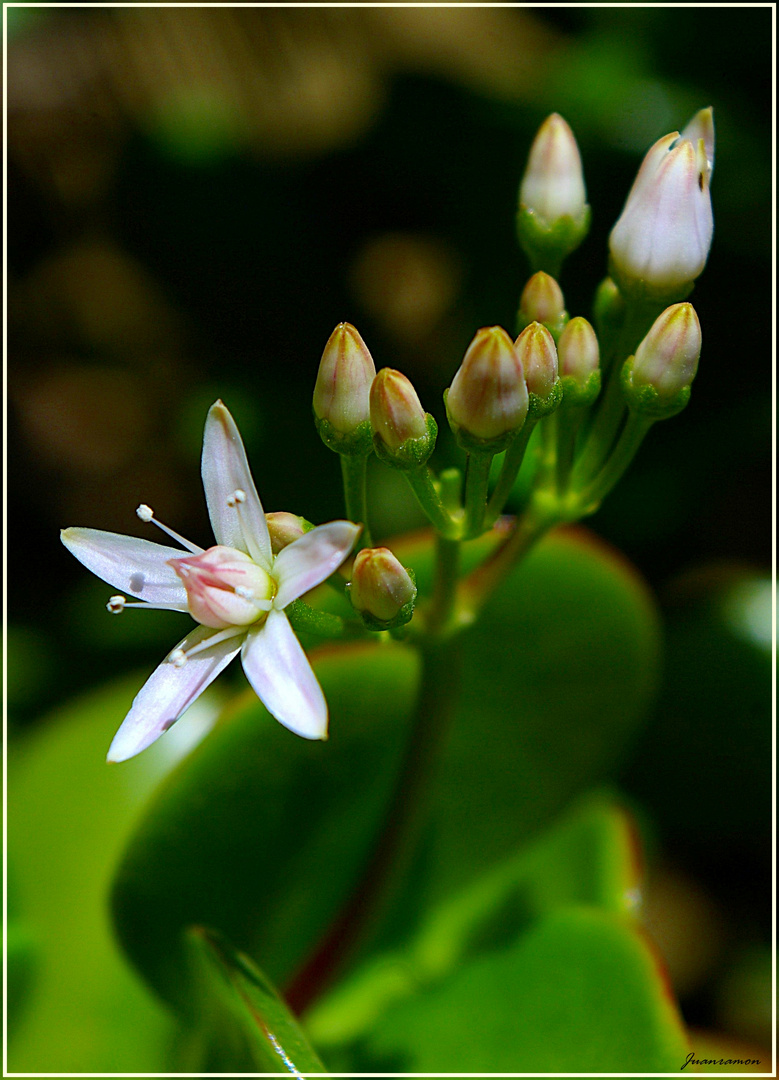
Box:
(446, 326, 528, 447)
(681, 106, 714, 177)
(514, 321, 561, 416)
(348, 546, 417, 628)
(313, 322, 376, 454)
(622, 302, 701, 417)
(266, 512, 311, 554)
(609, 126, 714, 301)
(517, 272, 568, 339)
(592, 276, 625, 341)
(520, 114, 587, 227)
(557, 317, 601, 408)
(517, 114, 590, 270)
(170, 546, 274, 629)
(370, 368, 437, 467)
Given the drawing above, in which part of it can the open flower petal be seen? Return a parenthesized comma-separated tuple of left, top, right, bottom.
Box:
(107, 625, 243, 762)
(201, 401, 272, 570)
(61, 527, 189, 607)
(241, 608, 327, 739)
(273, 520, 361, 609)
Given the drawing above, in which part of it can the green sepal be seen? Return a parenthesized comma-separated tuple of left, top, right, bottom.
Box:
(443, 388, 521, 455)
(314, 413, 374, 457)
(528, 378, 564, 419)
(559, 370, 601, 410)
(346, 568, 418, 632)
(621, 356, 691, 420)
(372, 413, 438, 470)
(517, 204, 591, 275)
(607, 256, 695, 307)
(285, 598, 355, 639)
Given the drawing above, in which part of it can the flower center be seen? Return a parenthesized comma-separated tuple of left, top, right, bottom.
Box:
(169, 545, 275, 629)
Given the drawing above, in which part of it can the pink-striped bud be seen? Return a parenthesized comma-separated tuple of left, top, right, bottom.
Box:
(518, 272, 567, 338)
(266, 512, 310, 554)
(630, 303, 701, 403)
(349, 546, 417, 625)
(313, 322, 376, 435)
(558, 317, 600, 385)
(446, 326, 528, 443)
(609, 123, 714, 299)
(169, 546, 274, 629)
(520, 114, 587, 228)
(370, 368, 430, 453)
(515, 321, 559, 404)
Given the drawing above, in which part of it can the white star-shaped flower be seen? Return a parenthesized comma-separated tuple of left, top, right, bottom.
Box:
(61, 401, 360, 762)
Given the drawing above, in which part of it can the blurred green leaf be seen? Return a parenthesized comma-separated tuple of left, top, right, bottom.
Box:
(624, 566, 771, 853)
(176, 928, 328, 1073)
(7, 675, 196, 1072)
(112, 525, 658, 1031)
(354, 907, 690, 1071)
(307, 792, 642, 1047)
(112, 642, 420, 1006)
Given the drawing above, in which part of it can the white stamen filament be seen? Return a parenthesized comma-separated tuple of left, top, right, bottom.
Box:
(168, 626, 246, 665)
(234, 585, 273, 610)
(136, 504, 204, 555)
(107, 595, 189, 613)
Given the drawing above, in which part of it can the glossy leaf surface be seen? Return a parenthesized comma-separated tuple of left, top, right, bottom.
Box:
(111, 526, 658, 1018)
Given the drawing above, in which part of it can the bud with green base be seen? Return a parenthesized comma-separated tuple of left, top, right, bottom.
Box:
(370, 368, 437, 470)
(517, 114, 591, 276)
(265, 512, 314, 554)
(514, 321, 562, 418)
(445, 326, 529, 454)
(621, 302, 701, 419)
(609, 116, 714, 305)
(517, 272, 568, 340)
(347, 546, 417, 631)
(558, 317, 601, 409)
(313, 322, 376, 456)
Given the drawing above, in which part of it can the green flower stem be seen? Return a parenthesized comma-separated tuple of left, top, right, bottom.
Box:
(572, 412, 655, 514)
(555, 408, 586, 497)
(340, 453, 372, 548)
(284, 636, 461, 1016)
(438, 467, 463, 517)
(426, 533, 462, 638)
(574, 301, 661, 485)
(463, 452, 493, 539)
(484, 419, 536, 528)
(404, 466, 461, 539)
(284, 598, 361, 640)
(459, 502, 555, 622)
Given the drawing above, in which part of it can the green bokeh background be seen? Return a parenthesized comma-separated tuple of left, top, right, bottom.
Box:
(7, 4, 772, 1071)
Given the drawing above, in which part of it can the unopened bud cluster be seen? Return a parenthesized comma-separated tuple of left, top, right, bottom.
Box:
(309, 105, 711, 617)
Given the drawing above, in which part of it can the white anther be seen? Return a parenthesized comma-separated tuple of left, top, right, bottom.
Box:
(169, 648, 187, 667)
(234, 586, 254, 599)
(107, 595, 126, 614)
(136, 504, 154, 522)
(227, 488, 247, 508)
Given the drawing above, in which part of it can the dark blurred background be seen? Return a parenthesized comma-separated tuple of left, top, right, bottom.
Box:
(7, 4, 773, 1053)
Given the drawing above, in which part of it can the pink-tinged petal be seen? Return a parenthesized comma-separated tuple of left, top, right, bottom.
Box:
(241, 609, 327, 739)
(272, 520, 361, 609)
(106, 625, 242, 762)
(201, 401, 272, 569)
(61, 527, 189, 607)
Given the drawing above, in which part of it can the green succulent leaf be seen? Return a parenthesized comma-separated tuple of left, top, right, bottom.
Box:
(355, 907, 690, 1072)
(110, 526, 659, 1032)
(178, 927, 327, 1074)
